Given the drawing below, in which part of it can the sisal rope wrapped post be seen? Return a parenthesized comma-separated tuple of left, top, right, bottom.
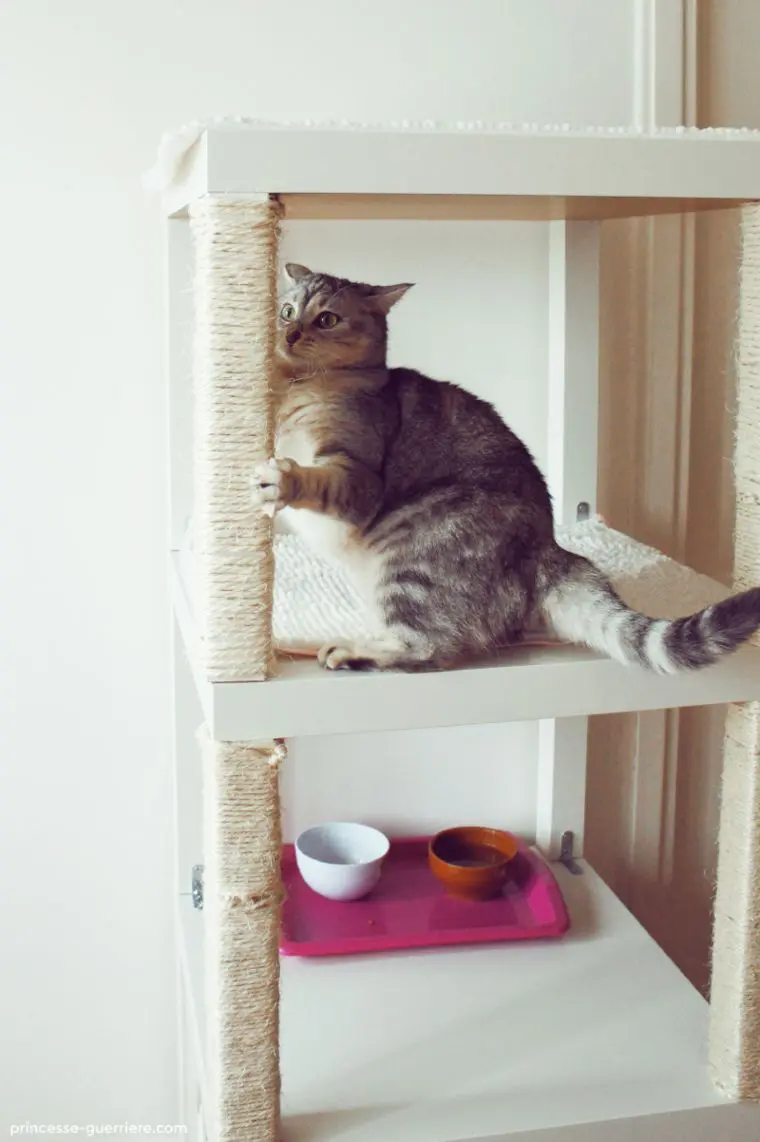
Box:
(190, 196, 283, 1136)
(710, 203, 760, 1098)
(202, 732, 286, 1140)
(190, 196, 281, 681)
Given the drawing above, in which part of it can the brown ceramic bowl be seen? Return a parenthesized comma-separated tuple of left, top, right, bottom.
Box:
(428, 826, 519, 901)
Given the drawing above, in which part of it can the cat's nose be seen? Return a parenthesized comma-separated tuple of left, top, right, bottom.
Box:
(286, 330, 301, 346)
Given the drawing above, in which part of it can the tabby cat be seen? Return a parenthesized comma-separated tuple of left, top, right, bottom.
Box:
(250, 263, 760, 673)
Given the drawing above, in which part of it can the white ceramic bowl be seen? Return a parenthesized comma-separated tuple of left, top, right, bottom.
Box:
(295, 822, 390, 901)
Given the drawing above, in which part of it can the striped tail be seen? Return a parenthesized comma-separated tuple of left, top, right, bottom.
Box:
(540, 552, 760, 674)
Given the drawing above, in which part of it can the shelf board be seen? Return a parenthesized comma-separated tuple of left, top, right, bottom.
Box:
(171, 552, 760, 740)
(178, 861, 756, 1142)
(278, 193, 749, 223)
(161, 122, 760, 218)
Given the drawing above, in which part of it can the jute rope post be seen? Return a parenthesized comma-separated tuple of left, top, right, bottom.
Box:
(710, 203, 760, 1099)
(189, 195, 281, 682)
(189, 195, 284, 1137)
(202, 733, 286, 1141)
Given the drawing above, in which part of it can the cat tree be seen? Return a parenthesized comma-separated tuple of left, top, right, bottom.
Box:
(153, 120, 760, 1141)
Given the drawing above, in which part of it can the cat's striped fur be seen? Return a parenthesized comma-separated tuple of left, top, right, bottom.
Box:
(251, 264, 760, 673)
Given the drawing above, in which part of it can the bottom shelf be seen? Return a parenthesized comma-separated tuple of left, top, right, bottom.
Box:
(178, 861, 756, 1141)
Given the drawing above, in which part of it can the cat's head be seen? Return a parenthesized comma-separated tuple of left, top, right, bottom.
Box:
(277, 264, 412, 371)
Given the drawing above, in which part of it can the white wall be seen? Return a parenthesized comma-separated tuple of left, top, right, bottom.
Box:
(281, 221, 550, 463)
(0, 0, 661, 1128)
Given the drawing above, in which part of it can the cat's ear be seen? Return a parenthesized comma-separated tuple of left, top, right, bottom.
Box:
(365, 282, 414, 315)
(283, 263, 311, 284)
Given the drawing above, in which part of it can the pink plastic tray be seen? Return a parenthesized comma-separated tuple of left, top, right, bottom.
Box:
(280, 836, 570, 957)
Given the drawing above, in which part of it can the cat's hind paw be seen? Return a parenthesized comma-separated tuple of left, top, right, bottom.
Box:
(317, 642, 379, 672)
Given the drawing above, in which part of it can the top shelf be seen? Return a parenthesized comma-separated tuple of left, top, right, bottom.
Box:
(154, 119, 760, 219)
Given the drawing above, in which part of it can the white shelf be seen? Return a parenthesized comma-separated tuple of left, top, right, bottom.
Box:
(156, 120, 760, 218)
(178, 861, 755, 1142)
(170, 552, 760, 742)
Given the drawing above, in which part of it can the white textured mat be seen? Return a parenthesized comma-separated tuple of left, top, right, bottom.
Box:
(179, 518, 733, 656)
(272, 535, 375, 651)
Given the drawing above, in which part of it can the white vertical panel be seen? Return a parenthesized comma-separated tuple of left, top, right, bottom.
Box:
(540, 221, 601, 861)
(546, 221, 601, 526)
(536, 718, 589, 859)
(172, 622, 204, 895)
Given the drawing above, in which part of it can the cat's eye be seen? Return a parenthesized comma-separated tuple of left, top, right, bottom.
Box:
(315, 311, 340, 329)
(280, 303, 296, 321)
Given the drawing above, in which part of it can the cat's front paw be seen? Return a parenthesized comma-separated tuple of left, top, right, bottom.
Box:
(251, 457, 297, 517)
